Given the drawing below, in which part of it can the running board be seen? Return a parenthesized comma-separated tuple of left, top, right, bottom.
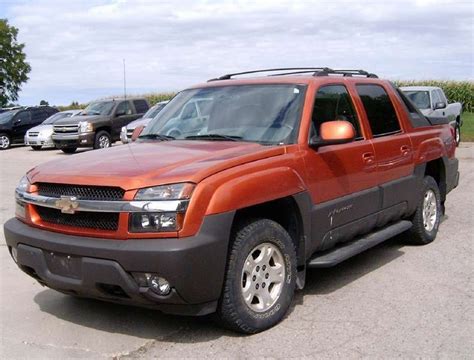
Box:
(307, 220, 413, 268)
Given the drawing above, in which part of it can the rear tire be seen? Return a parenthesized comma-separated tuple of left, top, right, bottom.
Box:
(94, 130, 111, 149)
(406, 176, 441, 245)
(31, 146, 42, 151)
(0, 133, 11, 150)
(61, 147, 77, 154)
(455, 123, 461, 146)
(217, 219, 297, 334)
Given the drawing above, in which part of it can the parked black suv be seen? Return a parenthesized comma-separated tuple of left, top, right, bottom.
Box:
(0, 106, 58, 150)
(52, 98, 149, 153)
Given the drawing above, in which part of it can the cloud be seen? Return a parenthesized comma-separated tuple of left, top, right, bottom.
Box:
(3, 0, 473, 105)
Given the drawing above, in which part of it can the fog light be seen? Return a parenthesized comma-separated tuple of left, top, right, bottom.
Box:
(147, 275, 171, 296)
(132, 272, 171, 296)
(10, 247, 18, 263)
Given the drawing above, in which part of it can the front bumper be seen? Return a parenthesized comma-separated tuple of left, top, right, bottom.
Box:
(52, 132, 95, 148)
(4, 212, 234, 315)
(25, 134, 54, 147)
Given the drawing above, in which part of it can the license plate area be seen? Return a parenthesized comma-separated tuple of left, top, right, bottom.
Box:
(44, 251, 82, 279)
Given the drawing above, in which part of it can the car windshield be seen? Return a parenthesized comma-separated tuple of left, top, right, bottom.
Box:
(141, 84, 306, 145)
(82, 101, 115, 116)
(144, 103, 167, 119)
(0, 111, 16, 125)
(42, 112, 73, 124)
(404, 91, 431, 109)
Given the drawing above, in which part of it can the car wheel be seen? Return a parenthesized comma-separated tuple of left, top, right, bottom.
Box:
(455, 123, 461, 146)
(31, 146, 42, 151)
(61, 147, 77, 154)
(406, 176, 441, 245)
(94, 131, 111, 149)
(0, 133, 11, 150)
(217, 219, 297, 334)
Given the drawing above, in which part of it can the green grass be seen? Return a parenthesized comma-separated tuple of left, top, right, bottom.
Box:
(461, 112, 474, 142)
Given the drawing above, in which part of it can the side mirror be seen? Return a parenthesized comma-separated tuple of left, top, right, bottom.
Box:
(309, 120, 356, 148)
(434, 102, 446, 110)
(131, 125, 145, 141)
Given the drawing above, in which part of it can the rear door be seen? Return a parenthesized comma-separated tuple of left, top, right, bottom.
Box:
(304, 83, 379, 251)
(112, 101, 136, 138)
(355, 83, 414, 222)
(11, 111, 32, 141)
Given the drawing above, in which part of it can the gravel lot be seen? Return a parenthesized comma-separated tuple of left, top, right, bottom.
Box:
(1, 144, 473, 359)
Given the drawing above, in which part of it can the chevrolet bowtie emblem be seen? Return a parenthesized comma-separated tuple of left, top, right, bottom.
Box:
(55, 196, 79, 214)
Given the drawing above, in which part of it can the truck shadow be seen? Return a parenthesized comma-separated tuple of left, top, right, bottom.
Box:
(33, 236, 406, 342)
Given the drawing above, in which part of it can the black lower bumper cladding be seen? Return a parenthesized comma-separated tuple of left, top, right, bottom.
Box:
(4, 211, 234, 316)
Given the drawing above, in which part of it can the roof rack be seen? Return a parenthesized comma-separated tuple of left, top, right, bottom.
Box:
(208, 67, 378, 81)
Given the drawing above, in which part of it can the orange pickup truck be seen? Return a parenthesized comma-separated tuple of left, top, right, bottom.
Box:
(4, 68, 459, 333)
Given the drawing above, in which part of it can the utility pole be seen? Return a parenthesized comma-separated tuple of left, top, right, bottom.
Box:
(123, 58, 127, 99)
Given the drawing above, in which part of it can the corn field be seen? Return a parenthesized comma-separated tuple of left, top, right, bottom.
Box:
(395, 80, 474, 113)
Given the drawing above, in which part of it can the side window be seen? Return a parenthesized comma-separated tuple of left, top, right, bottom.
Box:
(31, 109, 46, 123)
(311, 85, 361, 139)
(115, 101, 131, 116)
(431, 90, 441, 106)
(181, 102, 198, 119)
(395, 88, 431, 128)
(133, 100, 148, 114)
(14, 111, 31, 124)
(356, 84, 401, 137)
(436, 89, 447, 104)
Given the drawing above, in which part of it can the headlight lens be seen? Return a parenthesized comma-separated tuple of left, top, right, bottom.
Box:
(134, 183, 194, 200)
(131, 183, 194, 232)
(79, 121, 93, 133)
(16, 175, 30, 193)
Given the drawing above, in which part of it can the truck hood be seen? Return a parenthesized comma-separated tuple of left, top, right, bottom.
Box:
(27, 141, 285, 190)
(54, 114, 106, 125)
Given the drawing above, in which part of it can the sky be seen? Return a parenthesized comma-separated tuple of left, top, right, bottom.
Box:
(1, 0, 473, 106)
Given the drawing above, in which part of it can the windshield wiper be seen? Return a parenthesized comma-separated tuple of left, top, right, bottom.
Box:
(138, 134, 175, 141)
(185, 134, 242, 141)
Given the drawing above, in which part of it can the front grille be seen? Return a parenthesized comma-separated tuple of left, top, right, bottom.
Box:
(37, 183, 125, 201)
(53, 125, 79, 134)
(29, 132, 39, 137)
(127, 129, 133, 139)
(36, 206, 119, 231)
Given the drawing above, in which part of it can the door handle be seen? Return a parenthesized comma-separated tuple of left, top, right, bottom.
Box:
(400, 145, 411, 156)
(362, 152, 375, 164)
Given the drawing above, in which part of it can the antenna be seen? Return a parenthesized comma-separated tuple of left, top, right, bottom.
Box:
(123, 58, 127, 99)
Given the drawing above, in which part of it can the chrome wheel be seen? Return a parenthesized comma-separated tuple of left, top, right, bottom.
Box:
(98, 135, 110, 148)
(241, 242, 285, 313)
(0, 135, 10, 149)
(422, 189, 437, 232)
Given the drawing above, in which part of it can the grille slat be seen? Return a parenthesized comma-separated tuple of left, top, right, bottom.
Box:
(36, 207, 119, 231)
(37, 183, 125, 201)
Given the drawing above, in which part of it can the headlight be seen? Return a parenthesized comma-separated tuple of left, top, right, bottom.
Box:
(134, 183, 194, 200)
(16, 175, 30, 193)
(79, 121, 93, 133)
(130, 183, 194, 232)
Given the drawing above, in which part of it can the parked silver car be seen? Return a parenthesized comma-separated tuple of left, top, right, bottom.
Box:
(25, 110, 82, 150)
(120, 101, 169, 143)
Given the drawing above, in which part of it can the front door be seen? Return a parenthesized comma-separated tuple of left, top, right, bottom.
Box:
(304, 84, 379, 252)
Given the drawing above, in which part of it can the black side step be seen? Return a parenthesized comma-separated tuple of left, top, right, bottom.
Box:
(307, 220, 412, 268)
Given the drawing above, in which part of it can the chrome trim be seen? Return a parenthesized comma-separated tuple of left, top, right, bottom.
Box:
(15, 190, 189, 213)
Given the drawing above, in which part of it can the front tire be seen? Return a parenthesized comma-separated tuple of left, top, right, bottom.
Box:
(94, 131, 111, 149)
(406, 176, 441, 245)
(0, 133, 11, 150)
(217, 219, 297, 334)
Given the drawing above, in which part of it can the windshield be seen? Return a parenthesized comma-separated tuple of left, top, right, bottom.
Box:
(0, 111, 16, 125)
(404, 91, 431, 109)
(42, 112, 73, 124)
(143, 102, 167, 119)
(82, 101, 115, 116)
(141, 85, 306, 145)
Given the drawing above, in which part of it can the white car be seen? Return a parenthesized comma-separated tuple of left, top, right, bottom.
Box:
(120, 101, 169, 143)
(401, 86, 463, 145)
(25, 110, 82, 150)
